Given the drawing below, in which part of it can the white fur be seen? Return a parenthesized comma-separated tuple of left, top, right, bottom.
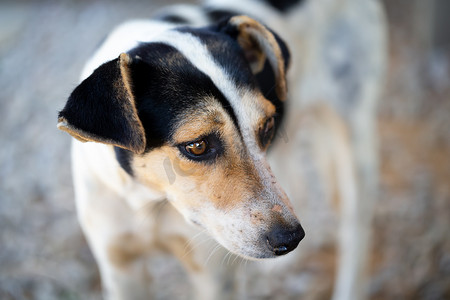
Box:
(81, 20, 174, 81)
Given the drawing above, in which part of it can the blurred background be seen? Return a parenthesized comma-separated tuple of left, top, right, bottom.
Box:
(0, 0, 449, 299)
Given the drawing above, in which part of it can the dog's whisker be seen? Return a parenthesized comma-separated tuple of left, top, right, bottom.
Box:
(183, 229, 208, 250)
(238, 256, 245, 268)
(182, 230, 212, 259)
(204, 244, 222, 267)
(183, 234, 214, 259)
(227, 251, 235, 266)
(244, 257, 249, 270)
(226, 252, 233, 266)
(232, 253, 241, 265)
(221, 251, 232, 267)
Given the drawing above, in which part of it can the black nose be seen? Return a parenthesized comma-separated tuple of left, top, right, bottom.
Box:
(266, 224, 305, 256)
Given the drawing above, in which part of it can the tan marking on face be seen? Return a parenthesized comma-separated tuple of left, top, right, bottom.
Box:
(108, 232, 148, 269)
(172, 98, 225, 144)
(247, 94, 276, 130)
(133, 147, 178, 190)
(132, 96, 264, 212)
(130, 92, 301, 258)
(160, 147, 261, 211)
(259, 95, 276, 117)
(251, 211, 265, 225)
(245, 95, 277, 150)
(194, 159, 263, 210)
(272, 204, 283, 213)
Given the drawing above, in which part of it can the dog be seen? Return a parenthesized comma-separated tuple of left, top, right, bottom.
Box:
(58, 0, 386, 299)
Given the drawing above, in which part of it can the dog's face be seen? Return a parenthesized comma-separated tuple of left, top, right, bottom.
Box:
(58, 16, 304, 259)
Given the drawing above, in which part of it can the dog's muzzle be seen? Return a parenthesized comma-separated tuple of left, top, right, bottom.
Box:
(265, 223, 305, 256)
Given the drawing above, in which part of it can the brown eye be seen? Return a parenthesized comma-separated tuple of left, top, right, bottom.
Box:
(260, 116, 275, 148)
(185, 140, 207, 156)
(179, 134, 222, 162)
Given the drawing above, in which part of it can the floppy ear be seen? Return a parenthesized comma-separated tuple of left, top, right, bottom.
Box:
(220, 15, 290, 101)
(57, 53, 146, 154)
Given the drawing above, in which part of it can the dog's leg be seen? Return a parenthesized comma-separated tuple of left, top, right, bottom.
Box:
(281, 0, 386, 298)
(298, 104, 368, 300)
(329, 2, 387, 298)
(72, 145, 153, 300)
(76, 198, 152, 299)
(316, 106, 364, 300)
(93, 233, 151, 300)
(75, 191, 152, 300)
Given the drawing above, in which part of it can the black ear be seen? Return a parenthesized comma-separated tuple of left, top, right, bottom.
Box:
(219, 15, 290, 101)
(57, 53, 146, 154)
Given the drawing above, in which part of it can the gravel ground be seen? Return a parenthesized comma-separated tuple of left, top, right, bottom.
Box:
(0, 1, 449, 300)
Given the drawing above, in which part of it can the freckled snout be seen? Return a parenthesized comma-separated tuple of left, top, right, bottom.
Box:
(266, 223, 305, 256)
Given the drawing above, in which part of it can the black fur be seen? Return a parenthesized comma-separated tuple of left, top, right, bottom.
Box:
(197, 19, 290, 130)
(60, 19, 291, 174)
(128, 42, 241, 152)
(179, 24, 289, 139)
(58, 58, 143, 151)
(180, 26, 258, 89)
(115, 147, 134, 176)
(205, 8, 238, 23)
(255, 60, 285, 129)
(155, 14, 191, 25)
(263, 0, 303, 12)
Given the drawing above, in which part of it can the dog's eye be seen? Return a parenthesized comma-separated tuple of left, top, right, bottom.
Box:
(185, 140, 207, 156)
(259, 116, 275, 149)
(179, 133, 223, 162)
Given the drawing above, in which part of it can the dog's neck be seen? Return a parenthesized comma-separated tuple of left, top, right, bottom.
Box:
(74, 141, 167, 210)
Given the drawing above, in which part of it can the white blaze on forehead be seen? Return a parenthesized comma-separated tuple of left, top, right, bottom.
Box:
(153, 30, 243, 107)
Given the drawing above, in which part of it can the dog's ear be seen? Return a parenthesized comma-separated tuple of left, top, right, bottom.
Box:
(220, 15, 290, 101)
(57, 53, 146, 154)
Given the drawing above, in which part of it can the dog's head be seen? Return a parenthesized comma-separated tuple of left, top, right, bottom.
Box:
(58, 16, 304, 259)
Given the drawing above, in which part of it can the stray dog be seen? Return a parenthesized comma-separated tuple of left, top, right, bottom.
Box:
(58, 0, 386, 299)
